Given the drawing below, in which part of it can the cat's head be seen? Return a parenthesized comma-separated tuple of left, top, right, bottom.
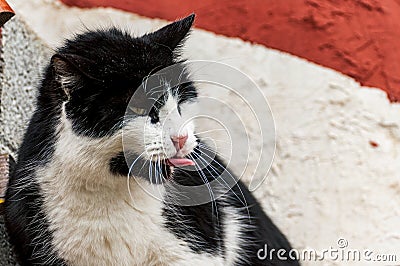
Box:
(47, 14, 198, 180)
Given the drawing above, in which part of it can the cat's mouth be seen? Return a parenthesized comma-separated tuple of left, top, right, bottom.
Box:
(164, 157, 195, 167)
(150, 157, 194, 182)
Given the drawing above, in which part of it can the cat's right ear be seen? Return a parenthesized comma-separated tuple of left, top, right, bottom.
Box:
(146, 14, 195, 52)
(51, 54, 97, 98)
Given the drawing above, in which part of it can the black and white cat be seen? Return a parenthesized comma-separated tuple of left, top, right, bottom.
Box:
(4, 14, 299, 265)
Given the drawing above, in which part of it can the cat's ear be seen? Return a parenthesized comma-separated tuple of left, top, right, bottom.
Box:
(147, 13, 195, 51)
(51, 54, 98, 97)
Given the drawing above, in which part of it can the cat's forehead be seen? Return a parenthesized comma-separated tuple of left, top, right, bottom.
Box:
(61, 30, 172, 72)
(101, 42, 171, 73)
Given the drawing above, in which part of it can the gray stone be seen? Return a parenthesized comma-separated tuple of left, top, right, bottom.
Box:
(0, 17, 51, 265)
(0, 17, 51, 156)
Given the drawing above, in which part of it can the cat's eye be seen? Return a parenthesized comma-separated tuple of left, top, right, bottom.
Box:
(129, 106, 147, 116)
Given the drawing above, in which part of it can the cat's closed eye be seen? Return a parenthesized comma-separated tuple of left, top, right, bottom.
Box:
(129, 106, 147, 116)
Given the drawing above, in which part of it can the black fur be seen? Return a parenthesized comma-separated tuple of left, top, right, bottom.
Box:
(5, 14, 299, 265)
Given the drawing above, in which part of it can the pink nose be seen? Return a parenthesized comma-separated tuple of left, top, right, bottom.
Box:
(171, 134, 188, 151)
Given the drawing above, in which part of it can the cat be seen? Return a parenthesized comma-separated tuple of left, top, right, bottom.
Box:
(4, 14, 299, 266)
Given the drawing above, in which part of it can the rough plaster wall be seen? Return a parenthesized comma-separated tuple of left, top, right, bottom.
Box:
(0, 17, 51, 265)
(2, 1, 400, 265)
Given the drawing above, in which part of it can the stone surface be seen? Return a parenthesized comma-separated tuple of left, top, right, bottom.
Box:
(0, 17, 51, 156)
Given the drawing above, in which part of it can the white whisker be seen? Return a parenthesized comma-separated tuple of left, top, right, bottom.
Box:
(188, 154, 220, 225)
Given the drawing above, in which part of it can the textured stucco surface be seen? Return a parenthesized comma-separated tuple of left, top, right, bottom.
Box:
(2, 1, 400, 265)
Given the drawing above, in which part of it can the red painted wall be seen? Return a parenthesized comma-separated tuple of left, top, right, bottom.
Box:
(61, 0, 400, 102)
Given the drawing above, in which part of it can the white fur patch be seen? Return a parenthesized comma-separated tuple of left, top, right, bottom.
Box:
(223, 207, 242, 265)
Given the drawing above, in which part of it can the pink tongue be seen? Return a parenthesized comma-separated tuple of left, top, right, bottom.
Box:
(166, 158, 195, 167)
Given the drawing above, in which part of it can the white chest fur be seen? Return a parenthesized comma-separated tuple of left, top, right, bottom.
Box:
(38, 172, 206, 265)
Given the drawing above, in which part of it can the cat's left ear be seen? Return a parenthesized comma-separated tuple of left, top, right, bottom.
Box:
(51, 53, 100, 98)
(147, 13, 195, 51)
